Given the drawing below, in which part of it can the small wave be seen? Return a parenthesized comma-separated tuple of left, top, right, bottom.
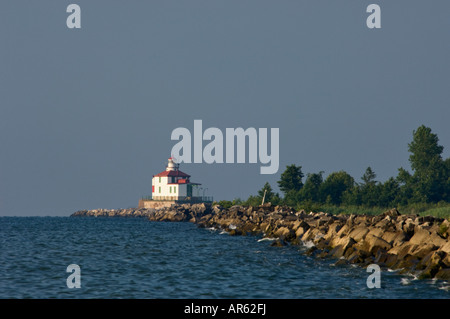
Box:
(219, 231, 228, 235)
(438, 284, 450, 291)
(314, 234, 324, 241)
(302, 241, 315, 248)
(229, 224, 237, 230)
(401, 278, 411, 285)
(401, 273, 419, 286)
(387, 268, 397, 272)
(257, 237, 276, 242)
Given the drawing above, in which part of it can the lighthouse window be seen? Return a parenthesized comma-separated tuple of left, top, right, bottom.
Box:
(159, 177, 161, 183)
(174, 186, 176, 193)
(159, 187, 161, 193)
(169, 186, 172, 193)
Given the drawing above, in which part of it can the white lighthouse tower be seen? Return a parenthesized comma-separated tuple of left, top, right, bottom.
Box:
(138, 157, 212, 209)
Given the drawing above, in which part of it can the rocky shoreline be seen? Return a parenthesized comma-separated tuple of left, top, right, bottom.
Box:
(71, 203, 450, 281)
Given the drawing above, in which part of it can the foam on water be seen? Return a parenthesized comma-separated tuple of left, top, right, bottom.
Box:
(401, 278, 412, 285)
(302, 241, 315, 248)
(257, 237, 277, 242)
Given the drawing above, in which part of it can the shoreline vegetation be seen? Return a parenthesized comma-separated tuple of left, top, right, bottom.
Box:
(71, 202, 450, 281)
(221, 125, 450, 219)
(216, 202, 450, 219)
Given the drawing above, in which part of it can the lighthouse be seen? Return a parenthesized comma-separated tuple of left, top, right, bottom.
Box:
(138, 157, 212, 209)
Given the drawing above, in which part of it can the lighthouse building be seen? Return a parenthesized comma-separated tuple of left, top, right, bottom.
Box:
(138, 157, 212, 209)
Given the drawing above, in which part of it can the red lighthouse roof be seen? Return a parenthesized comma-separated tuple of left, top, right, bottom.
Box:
(153, 170, 190, 178)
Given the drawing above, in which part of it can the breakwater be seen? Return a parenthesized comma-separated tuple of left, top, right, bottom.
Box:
(71, 203, 450, 280)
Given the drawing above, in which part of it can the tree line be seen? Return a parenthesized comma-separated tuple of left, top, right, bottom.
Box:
(217, 125, 450, 210)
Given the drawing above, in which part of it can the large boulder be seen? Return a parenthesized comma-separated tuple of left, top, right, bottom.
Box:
(402, 218, 416, 236)
(324, 222, 343, 241)
(374, 217, 396, 231)
(274, 227, 295, 241)
(381, 231, 406, 247)
(418, 251, 446, 279)
(354, 215, 370, 226)
(383, 208, 401, 218)
(384, 253, 400, 268)
(409, 228, 446, 247)
(348, 226, 370, 242)
(435, 268, 450, 280)
(409, 228, 430, 245)
(356, 233, 392, 255)
(366, 227, 384, 238)
(336, 224, 351, 238)
(301, 228, 321, 242)
(212, 205, 223, 214)
(440, 241, 450, 254)
(270, 239, 287, 247)
(439, 220, 450, 238)
(329, 236, 356, 258)
(71, 210, 88, 216)
(409, 243, 439, 259)
(295, 221, 310, 238)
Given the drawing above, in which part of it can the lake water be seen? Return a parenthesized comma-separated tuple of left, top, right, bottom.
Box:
(0, 217, 448, 298)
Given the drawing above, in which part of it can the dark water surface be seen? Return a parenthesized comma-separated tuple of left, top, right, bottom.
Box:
(0, 217, 448, 298)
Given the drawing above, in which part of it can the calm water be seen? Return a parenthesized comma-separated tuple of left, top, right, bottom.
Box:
(0, 217, 448, 299)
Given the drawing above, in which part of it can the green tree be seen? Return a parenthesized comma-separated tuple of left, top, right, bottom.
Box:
(396, 167, 413, 204)
(278, 164, 304, 195)
(396, 166, 427, 204)
(216, 198, 243, 209)
(258, 182, 274, 200)
(409, 125, 444, 173)
(341, 187, 361, 206)
(378, 177, 400, 207)
(397, 167, 412, 185)
(359, 167, 379, 206)
(341, 186, 362, 206)
(445, 157, 450, 175)
(283, 189, 301, 208)
(299, 171, 324, 203)
(445, 158, 450, 201)
(361, 167, 377, 186)
(257, 182, 281, 205)
(320, 171, 355, 205)
(244, 195, 262, 207)
(408, 125, 447, 202)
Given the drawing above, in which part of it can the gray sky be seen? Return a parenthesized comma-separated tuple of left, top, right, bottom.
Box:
(1, 1, 449, 216)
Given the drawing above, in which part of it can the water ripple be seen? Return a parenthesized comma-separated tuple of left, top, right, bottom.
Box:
(0, 217, 449, 298)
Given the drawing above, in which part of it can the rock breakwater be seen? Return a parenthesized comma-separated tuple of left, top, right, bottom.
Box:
(71, 203, 450, 280)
